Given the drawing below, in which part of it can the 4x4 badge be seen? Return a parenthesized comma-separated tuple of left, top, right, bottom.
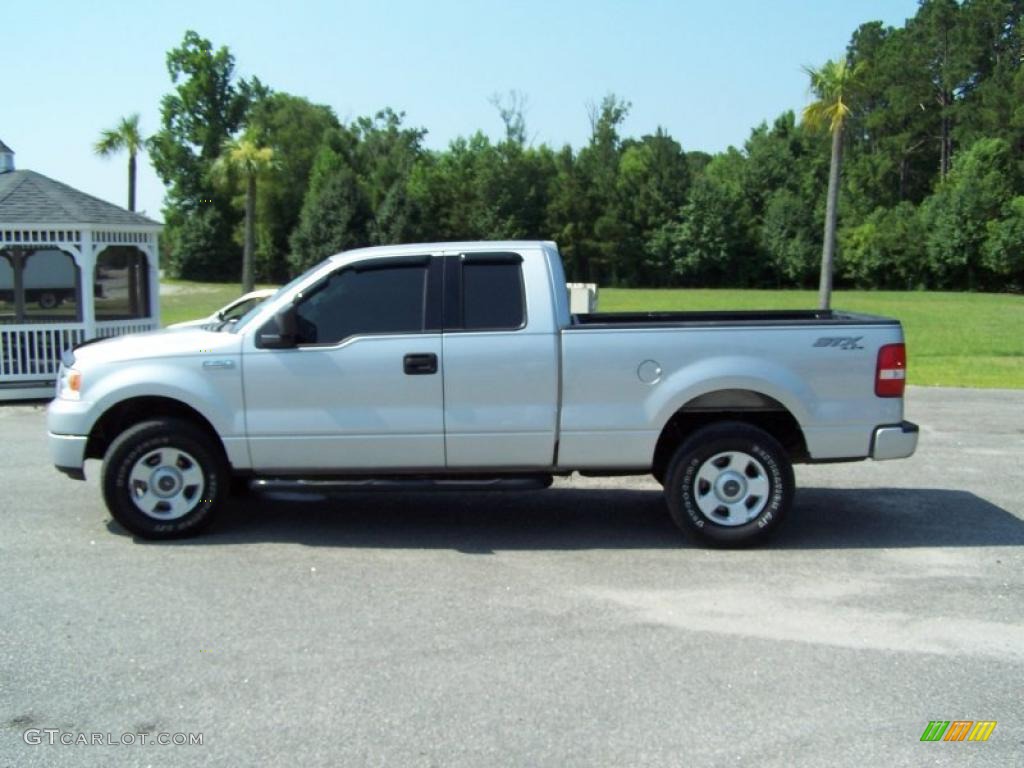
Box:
(814, 336, 864, 350)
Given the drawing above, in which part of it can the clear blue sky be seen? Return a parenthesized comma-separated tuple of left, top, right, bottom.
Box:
(6, 0, 920, 222)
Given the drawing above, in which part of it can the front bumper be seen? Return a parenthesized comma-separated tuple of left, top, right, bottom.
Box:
(871, 421, 919, 461)
(48, 432, 88, 480)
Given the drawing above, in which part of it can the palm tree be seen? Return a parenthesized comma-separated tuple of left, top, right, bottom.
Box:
(94, 114, 145, 212)
(802, 59, 864, 310)
(212, 138, 276, 293)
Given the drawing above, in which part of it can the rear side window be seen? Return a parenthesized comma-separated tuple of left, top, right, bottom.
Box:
(462, 261, 525, 330)
(294, 264, 427, 344)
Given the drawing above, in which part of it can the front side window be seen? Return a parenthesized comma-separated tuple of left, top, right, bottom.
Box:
(294, 263, 427, 345)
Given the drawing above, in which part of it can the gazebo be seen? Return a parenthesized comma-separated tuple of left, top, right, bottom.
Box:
(0, 140, 162, 399)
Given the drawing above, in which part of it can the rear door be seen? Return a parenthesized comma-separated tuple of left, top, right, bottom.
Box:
(441, 250, 560, 468)
(243, 255, 445, 471)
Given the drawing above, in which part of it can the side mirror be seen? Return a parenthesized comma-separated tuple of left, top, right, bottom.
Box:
(255, 306, 298, 349)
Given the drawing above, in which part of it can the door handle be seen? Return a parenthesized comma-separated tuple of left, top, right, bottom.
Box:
(403, 353, 438, 375)
(202, 359, 235, 370)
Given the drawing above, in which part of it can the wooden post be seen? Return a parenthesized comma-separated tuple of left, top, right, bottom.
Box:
(12, 250, 27, 324)
(80, 231, 96, 338)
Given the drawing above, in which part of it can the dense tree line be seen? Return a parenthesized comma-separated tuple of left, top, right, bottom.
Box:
(143, 1, 1024, 291)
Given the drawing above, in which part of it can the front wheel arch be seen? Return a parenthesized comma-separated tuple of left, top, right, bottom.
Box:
(86, 396, 225, 463)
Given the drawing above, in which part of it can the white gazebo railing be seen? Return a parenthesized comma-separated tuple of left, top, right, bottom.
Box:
(1, 324, 86, 380)
(0, 319, 158, 381)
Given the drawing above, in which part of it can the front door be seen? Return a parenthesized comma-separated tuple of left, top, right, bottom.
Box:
(243, 256, 445, 472)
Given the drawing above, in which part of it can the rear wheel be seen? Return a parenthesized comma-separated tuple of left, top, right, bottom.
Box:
(664, 421, 793, 546)
(102, 418, 227, 539)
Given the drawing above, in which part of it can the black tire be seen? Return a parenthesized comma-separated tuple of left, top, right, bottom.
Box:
(230, 474, 252, 498)
(663, 421, 794, 547)
(102, 418, 228, 539)
(38, 292, 61, 310)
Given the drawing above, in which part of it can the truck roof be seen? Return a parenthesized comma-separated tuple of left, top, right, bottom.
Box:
(328, 240, 556, 262)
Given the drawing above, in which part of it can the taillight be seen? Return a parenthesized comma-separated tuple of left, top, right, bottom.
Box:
(875, 343, 906, 397)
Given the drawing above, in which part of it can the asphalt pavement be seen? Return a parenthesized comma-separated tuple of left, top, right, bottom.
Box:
(1, 386, 1022, 767)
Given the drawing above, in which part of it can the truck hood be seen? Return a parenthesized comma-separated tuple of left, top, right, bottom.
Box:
(71, 328, 242, 366)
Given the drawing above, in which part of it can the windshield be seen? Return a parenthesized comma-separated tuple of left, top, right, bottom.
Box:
(230, 262, 328, 333)
(224, 296, 265, 322)
(213, 296, 268, 331)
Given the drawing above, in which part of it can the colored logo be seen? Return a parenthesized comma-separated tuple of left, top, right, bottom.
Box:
(920, 721, 996, 742)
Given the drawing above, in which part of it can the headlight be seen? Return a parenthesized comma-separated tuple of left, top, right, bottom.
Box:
(57, 366, 82, 401)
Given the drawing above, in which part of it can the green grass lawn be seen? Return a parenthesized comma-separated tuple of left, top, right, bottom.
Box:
(158, 280, 1023, 389)
(600, 288, 1024, 389)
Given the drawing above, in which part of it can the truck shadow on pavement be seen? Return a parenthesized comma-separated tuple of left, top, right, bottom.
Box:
(111, 486, 1024, 552)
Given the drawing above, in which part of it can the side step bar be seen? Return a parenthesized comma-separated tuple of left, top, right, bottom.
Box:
(251, 474, 554, 494)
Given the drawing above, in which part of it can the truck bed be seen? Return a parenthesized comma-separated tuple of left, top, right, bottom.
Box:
(570, 309, 898, 328)
(557, 306, 908, 468)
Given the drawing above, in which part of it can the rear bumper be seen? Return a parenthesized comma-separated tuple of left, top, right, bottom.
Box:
(49, 432, 88, 480)
(871, 421, 919, 461)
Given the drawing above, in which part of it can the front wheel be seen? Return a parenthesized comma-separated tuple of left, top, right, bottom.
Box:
(664, 421, 794, 546)
(102, 418, 228, 539)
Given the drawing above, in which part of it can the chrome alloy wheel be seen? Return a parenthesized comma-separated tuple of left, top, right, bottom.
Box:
(692, 450, 770, 526)
(128, 447, 205, 520)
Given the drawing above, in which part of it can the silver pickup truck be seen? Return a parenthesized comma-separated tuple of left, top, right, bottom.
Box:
(47, 240, 917, 545)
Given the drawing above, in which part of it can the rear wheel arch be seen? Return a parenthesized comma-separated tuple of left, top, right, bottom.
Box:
(651, 389, 807, 483)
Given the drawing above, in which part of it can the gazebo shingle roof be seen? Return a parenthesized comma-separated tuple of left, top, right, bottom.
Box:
(0, 169, 160, 227)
